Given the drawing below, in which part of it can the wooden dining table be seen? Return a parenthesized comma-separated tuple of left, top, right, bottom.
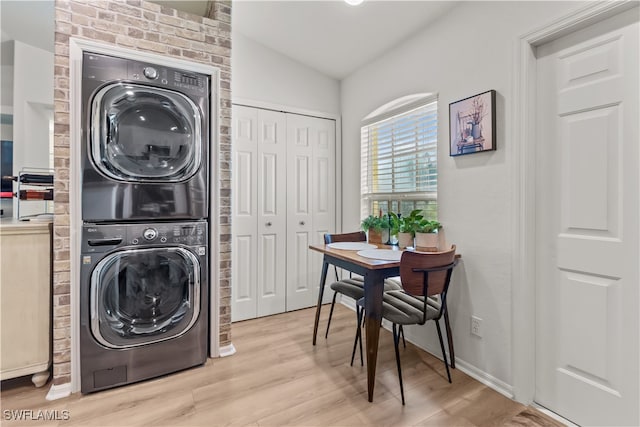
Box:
(309, 243, 402, 402)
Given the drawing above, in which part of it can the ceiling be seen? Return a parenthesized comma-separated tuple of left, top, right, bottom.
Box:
(0, 1, 55, 55)
(1, 0, 458, 80)
(231, 1, 457, 79)
(156, 0, 458, 80)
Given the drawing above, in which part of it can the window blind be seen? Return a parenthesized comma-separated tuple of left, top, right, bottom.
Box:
(361, 100, 438, 218)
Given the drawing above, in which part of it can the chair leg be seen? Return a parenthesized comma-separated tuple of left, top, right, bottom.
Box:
(435, 320, 452, 383)
(399, 325, 406, 348)
(443, 310, 455, 369)
(325, 292, 338, 339)
(351, 305, 363, 366)
(392, 324, 406, 405)
(358, 310, 364, 366)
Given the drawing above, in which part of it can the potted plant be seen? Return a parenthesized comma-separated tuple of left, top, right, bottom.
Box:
(415, 220, 442, 250)
(361, 214, 389, 244)
(390, 209, 424, 249)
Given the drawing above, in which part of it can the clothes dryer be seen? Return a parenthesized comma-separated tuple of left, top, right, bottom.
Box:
(79, 221, 208, 393)
(81, 52, 210, 221)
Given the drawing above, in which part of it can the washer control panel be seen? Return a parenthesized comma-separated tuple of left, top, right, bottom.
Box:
(143, 228, 158, 241)
(82, 222, 207, 253)
(129, 222, 206, 246)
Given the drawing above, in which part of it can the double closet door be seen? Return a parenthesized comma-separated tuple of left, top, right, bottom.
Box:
(232, 105, 335, 322)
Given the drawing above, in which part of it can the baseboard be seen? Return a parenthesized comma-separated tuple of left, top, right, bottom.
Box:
(218, 343, 236, 357)
(453, 359, 514, 399)
(339, 299, 515, 400)
(532, 403, 578, 427)
(45, 383, 72, 401)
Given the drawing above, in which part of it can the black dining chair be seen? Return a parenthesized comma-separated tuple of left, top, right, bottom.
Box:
(353, 245, 458, 405)
(323, 232, 402, 341)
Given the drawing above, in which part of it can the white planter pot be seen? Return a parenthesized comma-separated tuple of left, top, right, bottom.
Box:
(397, 232, 414, 249)
(415, 232, 438, 250)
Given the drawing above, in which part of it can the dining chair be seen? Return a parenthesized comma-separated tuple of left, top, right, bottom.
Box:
(353, 245, 458, 405)
(323, 232, 402, 340)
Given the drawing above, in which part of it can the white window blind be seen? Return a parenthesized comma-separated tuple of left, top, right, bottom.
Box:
(361, 98, 438, 218)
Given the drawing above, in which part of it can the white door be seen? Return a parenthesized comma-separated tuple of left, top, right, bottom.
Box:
(231, 106, 287, 321)
(286, 114, 336, 311)
(535, 9, 639, 426)
(256, 109, 287, 317)
(231, 105, 258, 321)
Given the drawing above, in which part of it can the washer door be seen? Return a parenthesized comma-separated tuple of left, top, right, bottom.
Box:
(90, 247, 200, 348)
(90, 83, 202, 182)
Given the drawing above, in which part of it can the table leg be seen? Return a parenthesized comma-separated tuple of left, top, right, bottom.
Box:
(312, 260, 329, 345)
(364, 270, 384, 402)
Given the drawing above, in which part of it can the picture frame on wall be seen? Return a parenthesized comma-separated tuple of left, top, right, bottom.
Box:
(449, 90, 496, 156)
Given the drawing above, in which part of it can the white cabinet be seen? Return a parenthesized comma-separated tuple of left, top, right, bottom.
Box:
(232, 106, 335, 321)
(0, 219, 52, 387)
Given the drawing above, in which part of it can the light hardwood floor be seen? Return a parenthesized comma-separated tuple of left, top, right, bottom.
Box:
(1, 305, 563, 426)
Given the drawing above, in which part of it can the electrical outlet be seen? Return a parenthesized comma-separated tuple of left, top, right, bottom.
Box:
(471, 316, 483, 337)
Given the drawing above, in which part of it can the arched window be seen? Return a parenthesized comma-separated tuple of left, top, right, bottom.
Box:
(361, 93, 438, 220)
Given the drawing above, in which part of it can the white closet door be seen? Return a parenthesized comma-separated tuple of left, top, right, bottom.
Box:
(309, 117, 336, 305)
(286, 114, 336, 311)
(256, 110, 287, 317)
(231, 105, 258, 321)
(232, 106, 287, 321)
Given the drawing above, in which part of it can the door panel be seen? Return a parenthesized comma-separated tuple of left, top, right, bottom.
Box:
(286, 114, 335, 310)
(535, 9, 639, 426)
(310, 119, 336, 304)
(286, 114, 314, 311)
(232, 106, 258, 321)
(234, 234, 254, 302)
(256, 110, 286, 317)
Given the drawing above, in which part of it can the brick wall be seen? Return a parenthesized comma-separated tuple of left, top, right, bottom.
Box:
(53, 0, 232, 386)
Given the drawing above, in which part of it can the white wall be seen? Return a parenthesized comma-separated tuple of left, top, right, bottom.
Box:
(0, 121, 11, 141)
(1, 41, 15, 109)
(340, 1, 582, 389)
(231, 31, 340, 115)
(12, 40, 53, 217)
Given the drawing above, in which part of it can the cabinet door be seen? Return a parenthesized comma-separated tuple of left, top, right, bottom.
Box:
(231, 106, 258, 321)
(286, 114, 336, 311)
(232, 106, 287, 321)
(0, 226, 51, 380)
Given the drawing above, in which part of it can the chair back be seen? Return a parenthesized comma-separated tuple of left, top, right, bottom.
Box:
(399, 245, 457, 297)
(324, 231, 367, 244)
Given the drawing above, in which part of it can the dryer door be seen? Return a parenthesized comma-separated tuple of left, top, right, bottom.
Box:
(90, 83, 202, 182)
(90, 247, 201, 348)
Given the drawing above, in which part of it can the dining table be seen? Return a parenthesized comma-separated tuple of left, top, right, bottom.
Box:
(310, 241, 459, 402)
(309, 242, 404, 402)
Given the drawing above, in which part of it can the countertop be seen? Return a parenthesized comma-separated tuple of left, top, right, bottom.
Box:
(0, 217, 53, 232)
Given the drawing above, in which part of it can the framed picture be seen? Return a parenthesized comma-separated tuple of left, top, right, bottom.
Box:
(449, 90, 496, 156)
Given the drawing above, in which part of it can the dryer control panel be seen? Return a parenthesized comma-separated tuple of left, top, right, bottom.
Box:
(83, 52, 209, 97)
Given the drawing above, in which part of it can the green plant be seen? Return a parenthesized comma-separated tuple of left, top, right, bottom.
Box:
(416, 219, 442, 234)
(360, 215, 389, 232)
(390, 209, 424, 237)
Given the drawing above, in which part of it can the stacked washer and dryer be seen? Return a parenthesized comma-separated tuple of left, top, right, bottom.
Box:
(79, 52, 211, 393)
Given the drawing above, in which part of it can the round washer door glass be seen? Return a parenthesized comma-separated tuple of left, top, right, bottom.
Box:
(91, 83, 202, 182)
(90, 247, 200, 348)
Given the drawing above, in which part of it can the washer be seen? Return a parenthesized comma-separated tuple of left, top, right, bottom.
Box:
(81, 52, 210, 222)
(80, 221, 208, 393)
